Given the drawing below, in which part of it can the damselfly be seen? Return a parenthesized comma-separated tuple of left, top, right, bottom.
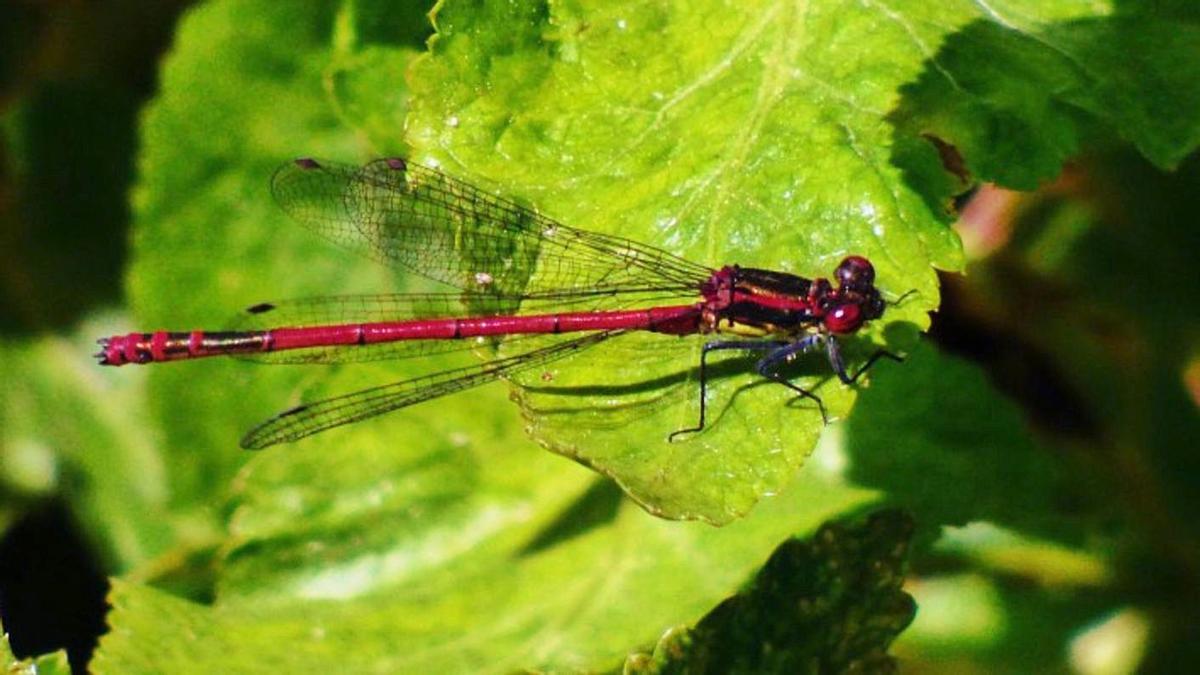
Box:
(98, 158, 904, 448)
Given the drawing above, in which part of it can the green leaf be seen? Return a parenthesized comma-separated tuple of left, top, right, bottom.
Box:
(626, 509, 917, 675)
(406, 0, 964, 523)
(97, 470, 879, 673)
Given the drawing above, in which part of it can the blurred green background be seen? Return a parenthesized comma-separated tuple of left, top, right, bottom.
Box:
(1, 1, 1198, 673)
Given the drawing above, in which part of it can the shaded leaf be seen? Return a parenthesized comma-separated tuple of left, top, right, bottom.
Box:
(844, 341, 1072, 549)
(626, 509, 916, 675)
(890, 12, 1200, 190)
(1, 629, 71, 675)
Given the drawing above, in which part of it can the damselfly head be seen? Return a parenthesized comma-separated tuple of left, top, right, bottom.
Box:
(835, 255, 875, 291)
(823, 253, 887, 333)
(820, 255, 885, 333)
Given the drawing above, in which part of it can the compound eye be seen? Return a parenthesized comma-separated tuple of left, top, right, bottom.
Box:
(825, 303, 863, 334)
(835, 256, 875, 289)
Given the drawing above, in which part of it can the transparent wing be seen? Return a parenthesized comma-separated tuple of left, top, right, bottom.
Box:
(270, 158, 709, 310)
(240, 330, 619, 449)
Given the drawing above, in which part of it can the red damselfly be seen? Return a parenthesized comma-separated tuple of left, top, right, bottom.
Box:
(97, 158, 904, 449)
